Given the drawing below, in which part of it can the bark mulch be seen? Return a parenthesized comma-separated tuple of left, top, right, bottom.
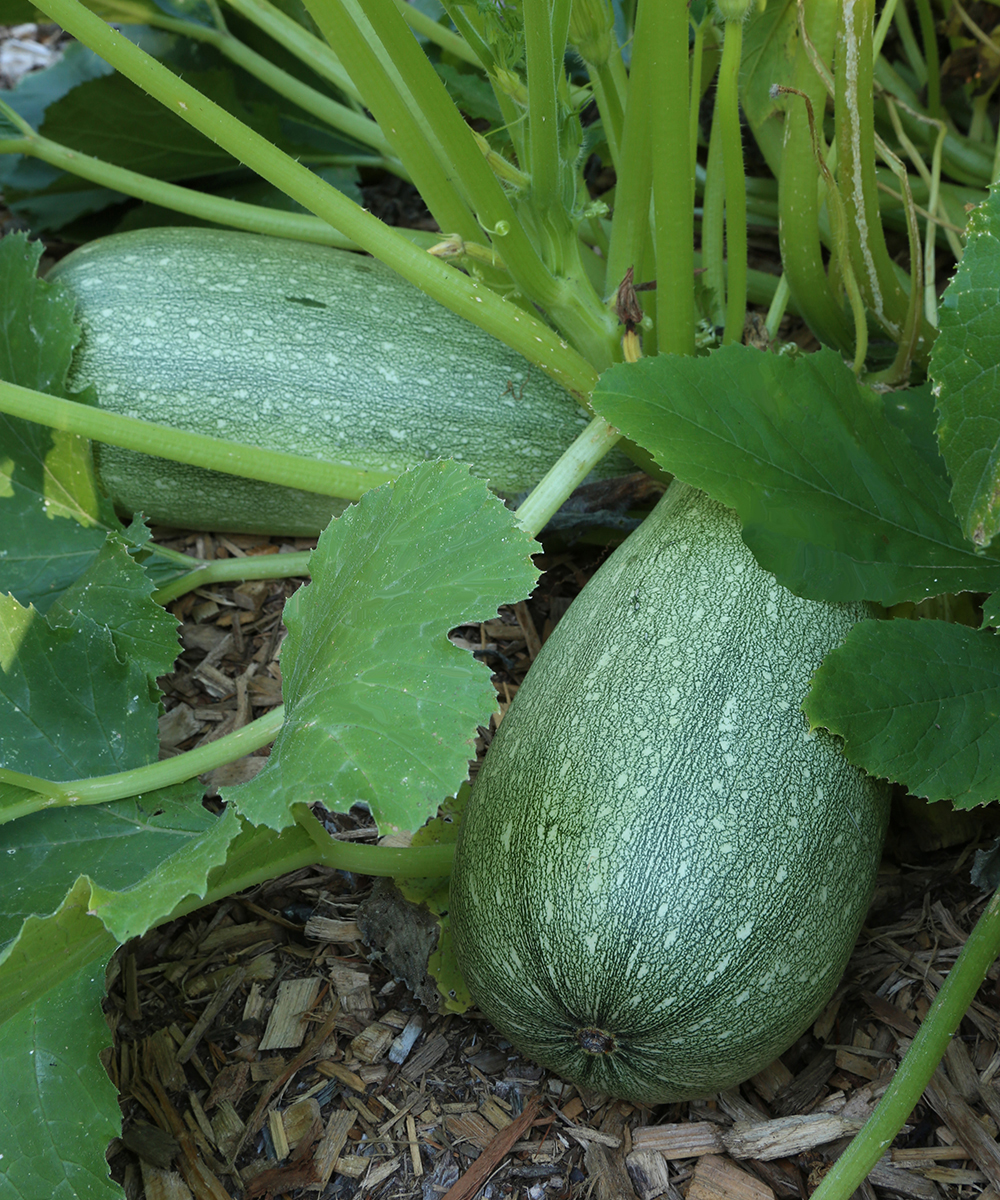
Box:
(102, 517, 1000, 1200)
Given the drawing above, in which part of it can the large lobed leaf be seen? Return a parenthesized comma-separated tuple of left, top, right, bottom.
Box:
(0, 232, 119, 610)
(931, 185, 1000, 549)
(0, 879, 121, 1200)
(804, 619, 1000, 809)
(227, 460, 539, 834)
(594, 345, 1000, 605)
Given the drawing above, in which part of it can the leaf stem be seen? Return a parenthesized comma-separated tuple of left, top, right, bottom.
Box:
(293, 804, 455, 877)
(647, 0, 695, 356)
(221, 0, 360, 101)
(28, 0, 599, 398)
(0, 708, 285, 823)
(716, 17, 747, 345)
(153, 552, 314, 605)
(0, 103, 432, 248)
(515, 416, 622, 538)
(809, 887, 1000, 1200)
(0, 379, 391, 500)
(121, 6, 402, 161)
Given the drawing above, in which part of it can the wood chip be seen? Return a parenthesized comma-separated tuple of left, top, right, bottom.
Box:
(364, 1156, 401, 1189)
(283, 1098, 321, 1149)
(438, 1096, 541, 1200)
(867, 1157, 945, 1200)
(315, 1059, 367, 1093)
(139, 1162, 194, 1200)
(626, 1148, 676, 1200)
(925, 1067, 1000, 1190)
(399, 1032, 450, 1081)
(443, 1111, 499, 1150)
(349, 1019, 396, 1063)
(632, 1122, 727, 1159)
(310, 1109, 356, 1192)
(407, 1113, 423, 1177)
(687, 1154, 774, 1200)
(305, 916, 362, 943)
(258, 978, 321, 1050)
(725, 1114, 863, 1161)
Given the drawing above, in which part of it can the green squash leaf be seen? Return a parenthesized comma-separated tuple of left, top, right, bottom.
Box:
(0, 784, 231, 952)
(0, 593, 159, 783)
(593, 345, 1000, 605)
(47, 531, 180, 685)
(930, 185, 1000, 550)
(226, 461, 539, 834)
(804, 619, 1000, 809)
(0, 232, 120, 610)
(0, 879, 120, 1200)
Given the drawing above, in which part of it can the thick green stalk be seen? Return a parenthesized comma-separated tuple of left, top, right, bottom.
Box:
(153, 552, 313, 606)
(0, 107, 425, 248)
(717, 18, 747, 345)
(837, 0, 929, 359)
(586, 55, 627, 173)
(0, 380, 390, 500)
(602, 0, 653, 351)
(117, 7, 399, 159)
(647, 0, 695, 356)
(523, 0, 569, 218)
(391, 0, 481, 68)
(810, 888, 1000, 1200)
(166, 819, 455, 930)
(293, 804, 455, 878)
(298, 0, 487, 250)
(515, 416, 623, 537)
(911, 0, 941, 117)
(702, 113, 727, 329)
(28, 0, 600, 397)
(221, 0, 360, 101)
(0, 708, 285, 823)
(302, 0, 613, 362)
(776, 0, 854, 353)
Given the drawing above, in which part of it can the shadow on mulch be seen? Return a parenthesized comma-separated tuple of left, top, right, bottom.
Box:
(104, 516, 1000, 1200)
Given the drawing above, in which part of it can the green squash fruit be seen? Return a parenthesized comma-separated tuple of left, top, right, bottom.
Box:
(450, 484, 889, 1104)
(50, 227, 629, 535)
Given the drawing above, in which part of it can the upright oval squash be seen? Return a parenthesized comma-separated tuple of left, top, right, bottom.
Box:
(51, 228, 629, 535)
(450, 484, 889, 1104)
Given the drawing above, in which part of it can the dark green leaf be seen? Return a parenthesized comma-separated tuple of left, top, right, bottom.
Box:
(0, 233, 120, 609)
(0, 40, 112, 132)
(0, 594, 158, 780)
(0, 885, 120, 1200)
(435, 63, 503, 125)
(227, 462, 539, 835)
(0, 782, 213, 951)
(804, 618, 1000, 809)
(48, 532, 180, 684)
(931, 186, 1000, 549)
(985, 592, 1000, 627)
(593, 345, 1000, 605)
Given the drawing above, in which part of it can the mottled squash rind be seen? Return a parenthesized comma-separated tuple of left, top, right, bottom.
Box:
(450, 484, 890, 1104)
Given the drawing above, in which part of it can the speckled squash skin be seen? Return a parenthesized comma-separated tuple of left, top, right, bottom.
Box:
(450, 484, 889, 1104)
(51, 228, 629, 535)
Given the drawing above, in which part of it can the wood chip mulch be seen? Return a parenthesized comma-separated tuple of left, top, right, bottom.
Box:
(103, 517, 1000, 1200)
